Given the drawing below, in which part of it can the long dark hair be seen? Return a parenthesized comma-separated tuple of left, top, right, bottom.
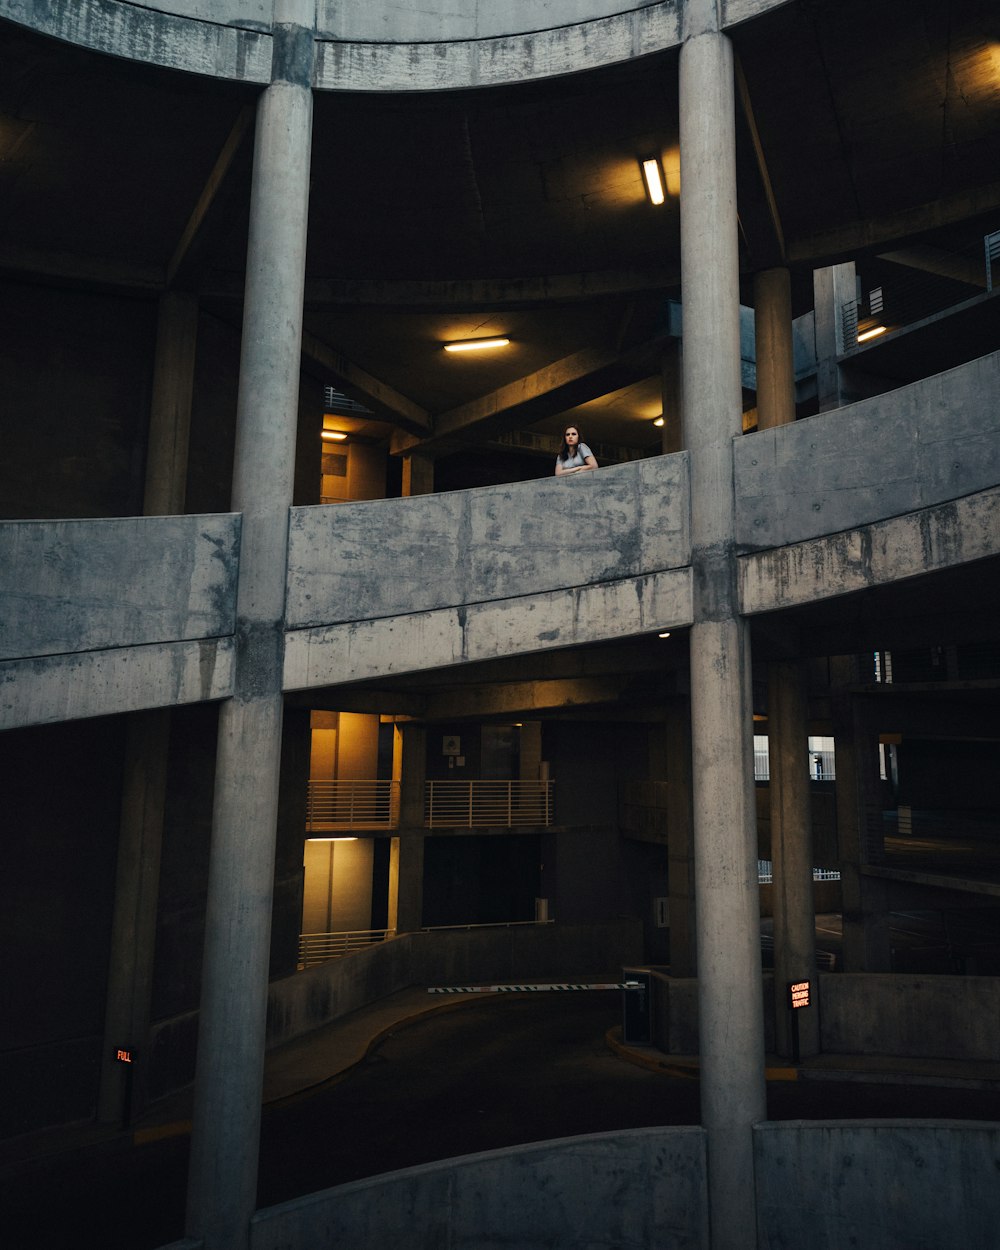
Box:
(558, 427, 584, 462)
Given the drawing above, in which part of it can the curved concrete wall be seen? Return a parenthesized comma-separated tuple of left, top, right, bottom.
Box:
(0, 0, 796, 89)
(246, 1119, 1000, 1250)
(250, 1126, 709, 1250)
(287, 455, 689, 627)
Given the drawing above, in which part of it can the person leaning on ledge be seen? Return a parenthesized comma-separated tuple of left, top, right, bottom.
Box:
(554, 425, 598, 475)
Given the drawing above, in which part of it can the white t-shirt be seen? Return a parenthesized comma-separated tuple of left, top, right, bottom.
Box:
(557, 443, 593, 471)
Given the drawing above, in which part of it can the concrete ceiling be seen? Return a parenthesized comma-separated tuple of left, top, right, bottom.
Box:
(1, 0, 999, 469)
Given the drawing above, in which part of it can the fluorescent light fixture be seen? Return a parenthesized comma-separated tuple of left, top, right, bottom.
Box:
(321, 429, 348, 441)
(306, 836, 359, 842)
(653, 416, 665, 428)
(658, 631, 672, 639)
(443, 337, 510, 353)
(641, 157, 665, 206)
(857, 325, 887, 343)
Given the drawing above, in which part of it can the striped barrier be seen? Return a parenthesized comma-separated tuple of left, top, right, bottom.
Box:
(428, 982, 637, 993)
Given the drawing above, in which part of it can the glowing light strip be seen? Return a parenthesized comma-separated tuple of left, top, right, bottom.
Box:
(857, 325, 887, 343)
(443, 337, 510, 352)
(642, 158, 665, 205)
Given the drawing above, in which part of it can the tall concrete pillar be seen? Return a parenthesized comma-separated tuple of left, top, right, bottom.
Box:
(389, 723, 427, 932)
(753, 268, 795, 431)
(768, 660, 819, 1058)
(98, 289, 200, 1125)
(185, 7, 314, 1248)
(402, 449, 435, 496)
(681, 5, 767, 1247)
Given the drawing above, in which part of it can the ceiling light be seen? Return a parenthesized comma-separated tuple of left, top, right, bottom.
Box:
(443, 337, 510, 353)
(641, 157, 665, 206)
(653, 416, 665, 428)
(658, 631, 672, 639)
(306, 836, 359, 842)
(857, 325, 887, 343)
(321, 430, 348, 441)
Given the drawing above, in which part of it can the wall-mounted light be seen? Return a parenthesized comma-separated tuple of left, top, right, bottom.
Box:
(653, 416, 665, 428)
(857, 325, 887, 343)
(443, 337, 510, 353)
(306, 836, 359, 842)
(641, 157, 666, 206)
(321, 429, 348, 442)
(658, 631, 672, 639)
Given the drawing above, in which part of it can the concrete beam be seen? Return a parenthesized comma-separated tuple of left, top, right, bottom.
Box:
(283, 567, 693, 692)
(391, 341, 661, 453)
(878, 245, 987, 290)
(0, 242, 163, 294)
(739, 484, 1000, 615)
(168, 105, 255, 289)
(422, 675, 639, 721)
(301, 330, 431, 435)
(0, 637, 235, 731)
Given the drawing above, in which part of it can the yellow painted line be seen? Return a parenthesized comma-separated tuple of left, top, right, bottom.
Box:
(765, 1067, 799, 1082)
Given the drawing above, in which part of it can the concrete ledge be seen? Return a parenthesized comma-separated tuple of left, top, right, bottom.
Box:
(0, 514, 239, 660)
(0, 0, 271, 82)
(250, 1126, 709, 1250)
(287, 454, 690, 627)
(738, 485, 1000, 614)
(735, 351, 1000, 551)
(754, 1120, 1000, 1250)
(0, 636, 234, 730)
(315, 5, 681, 93)
(283, 567, 693, 691)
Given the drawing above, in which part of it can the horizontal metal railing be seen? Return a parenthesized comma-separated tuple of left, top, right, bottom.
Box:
(425, 780, 554, 829)
(298, 927, 396, 968)
(306, 779, 400, 832)
(420, 919, 553, 933)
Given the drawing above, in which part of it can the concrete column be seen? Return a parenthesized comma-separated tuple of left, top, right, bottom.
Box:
(768, 660, 819, 1058)
(402, 449, 435, 496)
(831, 668, 891, 972)
(185, 8, 314, 1248)
(144, 290, 199, 516)
(98, 289, 200, 1125)
(96, 708, 170, 1124)
(660, 339, 684, 455)
(681, 6, 767, 1248)
(813, 262, 856, 412)
(665, 698, 696, 976)
(389, 723, 426, 932)
(753, 268, 795, 431)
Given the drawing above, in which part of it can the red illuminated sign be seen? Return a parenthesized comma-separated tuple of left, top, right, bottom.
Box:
(788, 981, 811, 1010)
(115, 1048, 133, 1064)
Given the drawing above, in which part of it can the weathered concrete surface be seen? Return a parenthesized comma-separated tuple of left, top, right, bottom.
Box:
(721, 0, 794, 29)
(315, 4, 681, 92)
(650, 972, 999, 1066)
(284, 567, 693, 692)
(0, 637, 234, 730)
(0, 514, 239, 661)
(738, 485, 1000, 614)
(820, 973, 1000, 1063)
(735, 351, 1000, 551)
(287, 454, 689, 627)
(0, 0, 271, 82)
(250, 1126, 709, 1250)
(754, 1121, 1000, 1250)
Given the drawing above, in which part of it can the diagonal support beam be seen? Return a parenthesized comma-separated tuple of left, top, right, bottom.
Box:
(391, 339, 663, 454)
(301, 330, 431, 435)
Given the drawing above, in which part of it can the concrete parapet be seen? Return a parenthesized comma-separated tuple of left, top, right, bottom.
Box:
(754, 1120, 1000, 1250)
(250, 1126, 709, 1250)
(286, 454, 690, 627)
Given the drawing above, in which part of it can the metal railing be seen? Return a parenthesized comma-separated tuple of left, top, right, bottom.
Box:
(757, 860, 841, 884)
(425, 780, 554, 828)
(306, 780, 400, 832)
(298, 927, 396, 968)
